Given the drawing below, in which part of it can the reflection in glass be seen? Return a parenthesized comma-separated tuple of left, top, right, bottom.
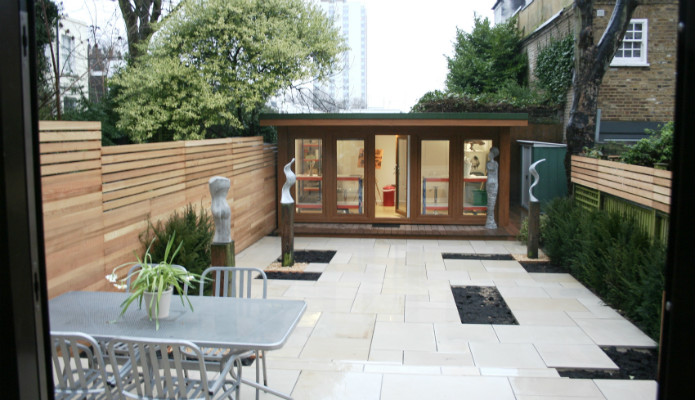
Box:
(295, 139, 322, 214)
(421, 140, 449, 216)
(463, 140, 492, 216)
(336, 140, 364, 215)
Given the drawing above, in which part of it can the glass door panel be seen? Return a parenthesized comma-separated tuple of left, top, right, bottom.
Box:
(395, 136, 409, 217)
(295, 139, 322, 214)
(421, 140, 449, 216)
(336, 140, 364, 215)
(463, 140, 492, 216)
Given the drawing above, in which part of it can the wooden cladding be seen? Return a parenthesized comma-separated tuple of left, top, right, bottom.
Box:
(39, 121, 277, 298)
(570, 155, 672, 213)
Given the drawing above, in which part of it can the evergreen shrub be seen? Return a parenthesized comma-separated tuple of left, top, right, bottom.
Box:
(542, 198, 666, 340)
(139, 204, 214, 277)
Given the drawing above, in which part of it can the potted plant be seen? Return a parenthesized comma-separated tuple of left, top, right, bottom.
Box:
(106, 233, 202, 330)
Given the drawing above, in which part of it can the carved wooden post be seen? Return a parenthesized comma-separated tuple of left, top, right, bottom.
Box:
(280, 159, 296, 267)
(209, 176, 234, 293)
(526, 159, 546, 259)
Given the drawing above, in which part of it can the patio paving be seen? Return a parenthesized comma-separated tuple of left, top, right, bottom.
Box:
(234, 236, 658, 400)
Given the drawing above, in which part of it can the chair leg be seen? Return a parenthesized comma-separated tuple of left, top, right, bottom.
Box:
(261, 350, 268, 387)
(255, 350, 261, 400)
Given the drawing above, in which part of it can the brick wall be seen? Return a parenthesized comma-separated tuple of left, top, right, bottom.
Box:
(521, 0, 677, 133)
(593, 0, 678, 122)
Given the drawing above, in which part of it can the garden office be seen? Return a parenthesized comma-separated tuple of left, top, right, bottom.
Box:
(261, 113, 529, 236)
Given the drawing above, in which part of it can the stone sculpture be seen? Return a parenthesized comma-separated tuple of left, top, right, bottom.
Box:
(528, 159, 546, 203)
(209, 176, 231, 243)
(281, 158, 296, 204)
(485, 147, 499, 229)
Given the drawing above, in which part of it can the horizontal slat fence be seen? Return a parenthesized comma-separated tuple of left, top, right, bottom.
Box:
(571, 155, 671, 243)
(40, 121, 277, 298)
(571, 155, 671, 213)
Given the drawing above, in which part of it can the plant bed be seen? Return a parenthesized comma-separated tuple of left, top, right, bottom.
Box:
(262, 271, 322, 281)
(518, 261, 568, 273)
(276, 250, 336, 264)
(558, 347, 658, 380)
(443, 253, 515, 260)
(451, 286, 518, 325)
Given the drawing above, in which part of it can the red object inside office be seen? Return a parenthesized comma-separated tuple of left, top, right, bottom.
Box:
(382, 186, 395, 206)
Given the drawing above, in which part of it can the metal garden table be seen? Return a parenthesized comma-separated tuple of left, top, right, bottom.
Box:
(49, 291, 306, 399)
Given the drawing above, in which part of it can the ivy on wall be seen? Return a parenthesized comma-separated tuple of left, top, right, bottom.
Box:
(534, 35, 574, 104)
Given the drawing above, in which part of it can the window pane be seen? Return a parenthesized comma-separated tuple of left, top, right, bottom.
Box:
(634, 23, 642, 30)
(421, 140, 449, 216)
(337, 140, 364, 215)
(625, 32, 634, 40)
(295, 139, 322, 214)
(463, 140, 492, 216)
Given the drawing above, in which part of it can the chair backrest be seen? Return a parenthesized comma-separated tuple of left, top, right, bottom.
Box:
(106, 337, 212, 400)
(125, 263, 189, 295)
(199, 266, 267, 298)
(50, 331, 113, 400)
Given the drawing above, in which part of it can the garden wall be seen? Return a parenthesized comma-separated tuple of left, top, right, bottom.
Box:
(40, 121, 277, 298)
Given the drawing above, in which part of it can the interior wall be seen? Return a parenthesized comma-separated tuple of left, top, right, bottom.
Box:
(375, 135, 397, 204)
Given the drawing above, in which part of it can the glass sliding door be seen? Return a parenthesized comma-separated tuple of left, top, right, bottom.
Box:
(463, 140, 492, 216)
(295, 139, 322, 214)
(395, 136, 409, 217)
(336, 139, 364, 215)
(421, 140, 449, 216)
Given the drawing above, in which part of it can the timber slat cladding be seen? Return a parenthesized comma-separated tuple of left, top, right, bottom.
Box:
(571, 155, 671, 213)
(40, 121, 277, 298)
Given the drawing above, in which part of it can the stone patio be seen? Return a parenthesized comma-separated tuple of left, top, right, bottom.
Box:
(233, 236, 657, 400)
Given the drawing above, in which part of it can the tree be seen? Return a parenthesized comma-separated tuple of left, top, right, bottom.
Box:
(446, 16, 527, 94)
(117, 0, 170, 61)
(113, 0, 346, 143)
(35, 0, 60, 119)
(565, 0, 639, 155)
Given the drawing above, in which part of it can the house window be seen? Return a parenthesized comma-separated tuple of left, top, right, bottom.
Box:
(611, 19, 648, 67)
(60, 34, 75, 74)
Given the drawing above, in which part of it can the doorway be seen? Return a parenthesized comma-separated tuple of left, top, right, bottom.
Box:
(374, 135, 407, 219)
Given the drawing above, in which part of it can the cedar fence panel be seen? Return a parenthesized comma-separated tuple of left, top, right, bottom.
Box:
(570, 155, 671, 243)
(571, 155, 671, 213)
(41, 122, 277, 298)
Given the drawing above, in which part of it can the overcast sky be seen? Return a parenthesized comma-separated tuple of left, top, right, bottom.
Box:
(61, 0, 495, 112)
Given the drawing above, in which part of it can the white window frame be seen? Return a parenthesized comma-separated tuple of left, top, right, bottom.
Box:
(611, 19, 649, 67)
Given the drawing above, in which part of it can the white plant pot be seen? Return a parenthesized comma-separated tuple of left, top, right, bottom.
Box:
(143, 287, 173, 319)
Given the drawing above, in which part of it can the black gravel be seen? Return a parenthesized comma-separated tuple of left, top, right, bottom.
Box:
(451, 286, 518, 325)
(519, 261, 569, 273)
(558, 347, 658, 380)
(443, 253, 515, 260)
(276, 250, 336, 264)
(262, 271, 322, 281)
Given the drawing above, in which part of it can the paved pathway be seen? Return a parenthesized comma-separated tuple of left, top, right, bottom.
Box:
(234, 237, 657, 400)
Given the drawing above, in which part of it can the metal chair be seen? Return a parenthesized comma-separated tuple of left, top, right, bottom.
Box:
(50, 331, 114, 400)
(106, 336, 240, 400)
(197, 266, 268, 399)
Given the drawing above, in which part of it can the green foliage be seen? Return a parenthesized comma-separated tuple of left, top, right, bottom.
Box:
(517, 214, 549, 243)
(62, 92, 131, 146)
(35, 0, 60, 119)
(542, 197, 666, 340)
(411, 87, 554, 117)
(107, 233, 204, 330)
(446, 16, 527, 95)
(114, 0, 346, 143)
(534, 35, 574, 104)
(621, 122, 674, 169)
(139, 204, 214, 277)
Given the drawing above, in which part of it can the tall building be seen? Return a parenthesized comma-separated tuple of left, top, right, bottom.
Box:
(314, 0, 367, 111)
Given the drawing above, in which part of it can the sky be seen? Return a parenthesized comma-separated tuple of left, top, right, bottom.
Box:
(61, 0, 495, 112)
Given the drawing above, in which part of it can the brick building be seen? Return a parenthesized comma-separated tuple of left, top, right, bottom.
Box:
(496, 0, 678, 141)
